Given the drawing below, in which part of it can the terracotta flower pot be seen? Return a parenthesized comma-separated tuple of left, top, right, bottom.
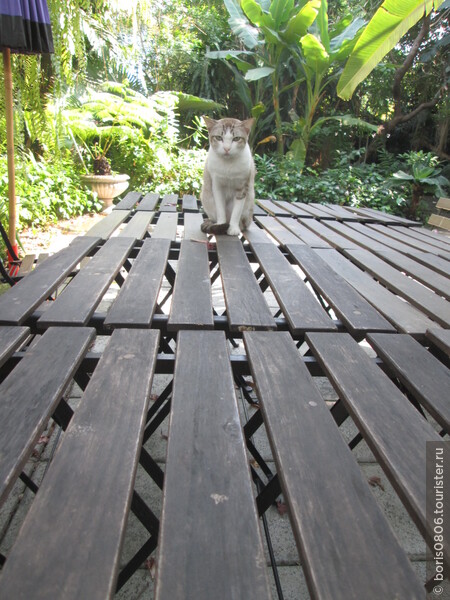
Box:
(81, 174, 130, 212)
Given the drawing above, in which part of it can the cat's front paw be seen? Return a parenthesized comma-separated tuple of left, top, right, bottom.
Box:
(227, 225, 241, 236)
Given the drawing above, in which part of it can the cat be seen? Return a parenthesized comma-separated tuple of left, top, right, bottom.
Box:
(200, 116, 255, 236)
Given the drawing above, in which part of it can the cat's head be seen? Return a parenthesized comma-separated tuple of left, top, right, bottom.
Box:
(203, 117, 254, 158)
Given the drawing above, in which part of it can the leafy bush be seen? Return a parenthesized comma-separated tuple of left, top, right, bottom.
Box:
(0, 152, 100, 229)
(254, 150, 409, 216)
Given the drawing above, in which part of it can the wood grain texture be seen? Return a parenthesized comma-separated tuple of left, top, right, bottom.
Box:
(152, 212, 178, 240)
(316, 248, 439, 337)
(344, 248, 450, 327)
(248, 242, 337, 333)
(244, 330, 424, 600)
(426, 327, 450, 357)
(254, 215, 304, 246)
(242, 222, 273, 245)
(0, 236, 100, 325)
(367, 223, 450, 260)
(297, 218, 360, 249)
(84, 210, 130, 240)
(104, 238, 170, 328)
(39, 237, 136, 327)
(277, 216, 332, 247)
(183, 213, 206, 240)
(0, 328, 160, 600)
(368, 332, 450, 432)
(0, 326, 29, 368)
(137, 192, 160, 211)
(113, 191, 142, 210)
(256, 198, 291, 216)
(168, 240, 213, 330)
(272, 200, 313, 217)
(288, 244, 395, 334)
(0, 327, 95, 506)
(389, 224, 450, 252)
(118, 212, 153, 239)
(159, 193, 178, 212)
(305, 332, 446, 560)
(181, 194, 198, 212)
(156, 330, 271, 600)
(216, 236, 276, 331)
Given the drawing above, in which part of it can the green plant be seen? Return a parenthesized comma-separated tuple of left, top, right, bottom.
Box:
(390, 151, 449, 218)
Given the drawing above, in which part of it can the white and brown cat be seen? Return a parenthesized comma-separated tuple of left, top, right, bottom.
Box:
(200, 116, 255, 236)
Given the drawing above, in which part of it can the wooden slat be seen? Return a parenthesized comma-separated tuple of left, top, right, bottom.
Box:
(426, 328, 450, 357)
(104, 238, 170, 328)
(242, 222, 274, 245)
(248, 242, 337, 333)
(361, 207, 418, 225)
(84, 210, 130, 240)
(244, 331, 424, 600)
(368, 223, 450, 260)
(272, 200, 313, 218)
(182, 194, 198, 212)
(0, 326, 30, 368)
(16, 253, 36, 276)
(0, 327, 95, 507)
(305, 332, 446, 562)
(156, 330, 271, 600)
(429, 213, 450, 231)
(287, 245, 395, 334)
(388, 224, 450, 252)
(159, 193, 178, 212)
(255, 215, 304, 246)
(321, 220, 389, 251)
(118, 211, 153, 239)
(113, 191, 142, 210)
(0, 236, 100, 326)
(183, 213, 207, 241)
(168, 240, 214, 330)
(298, 218, 360, 249)
(437, 197, 450, 210)
(293, 202, 334, 219)
(256, 198, 291, 216)
(0, 329, 159, 600)
(137, 192, 160, 211)
(39, 237, 136, 327)
(312, 203, 360, 221)
(277, 216, 332, 247)
(216, 236, 276, 331)
(316, 248, 440, 337)
(152, 212, 178, 240)
(368, 333, 450, 432)
(344, 248, 450, 327)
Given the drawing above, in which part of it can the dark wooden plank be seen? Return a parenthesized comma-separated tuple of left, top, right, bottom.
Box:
(316, 248, 440, 337)
(248, 242, 337, 333)
(168, 240, 214, 330)
(84, 210, 130, 240)
(118, 211, 153, 239)
(16, 253, 36, 276)
(376, 248, 450, 300)
(113, 191, 142, 210)
(277, 216, 332, 247)
(152, 212, 178, 240)
(0, 236, 100, 326)
(368, 223, 450, 260)
(255, 215, 304, 246)
(273, 200, 313, 218)
(298, 218, 360, 249)
(344, 248, 450, 327)
(359, 207, 418, 225)
(322, 219, 389, 251)
(216, 236, 276, 331)
(256, 198, 291, 216)
(182, 194, 198, 212)
(242, 222, 274, 245)
(183, 213, 207, 241)
(0, 327, 95, 507)
(306, 332, 446, 563)
(156, 330, 271, 600)
(137, 192, 160, 211)
(287, 245, 395, 334)
(159, 193, 178, 212)
(311, 203, 360, 221)
(39, 237, 136, 327)
(368, 333, 450, 433)
(0, 329, 159, 600)
(244, 331, 424, 600)
(0, 326, 30, 368)
(426, 328, 450, 357)
(412, 225, 450, 245)
(388, 224, 450, 252)
(294, 202, 335, 219)
(104, 238, 170, 328)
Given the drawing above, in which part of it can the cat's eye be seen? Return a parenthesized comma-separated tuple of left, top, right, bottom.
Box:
(214, 135, 223, 141)
(233, 136, 243, 142)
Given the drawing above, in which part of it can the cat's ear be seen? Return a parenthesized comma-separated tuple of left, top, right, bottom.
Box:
(203, 116, 217, 131)
(241, 118, 255, 135)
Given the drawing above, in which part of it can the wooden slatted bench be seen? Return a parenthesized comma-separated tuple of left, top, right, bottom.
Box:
(156, 330, 271, 600)
(428, 197, 450, 231)
(0, 327, 95, 507)
(0, 236, 100, 326)
(0, 325, 29, 368)
(244, 330, 424, 599)
(0, 328, 160, 599)
(306, 332, 449, 566)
